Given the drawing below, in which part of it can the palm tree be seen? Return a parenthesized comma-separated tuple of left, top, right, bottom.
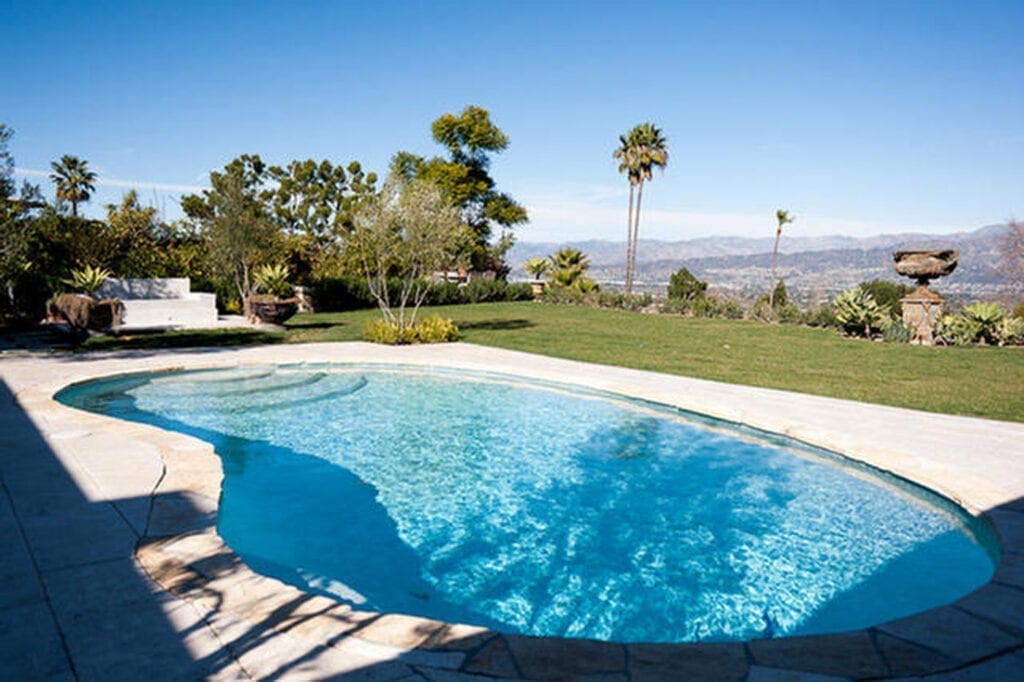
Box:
(614, 123, 668, 294)
(613, 134, 640, 292)
(549, 247, 596, 291)
(49, 155, 97, 217)
(769, 209, 795, 312)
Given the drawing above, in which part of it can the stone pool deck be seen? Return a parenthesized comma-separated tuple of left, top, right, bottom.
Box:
(1, 342, 1022, 681)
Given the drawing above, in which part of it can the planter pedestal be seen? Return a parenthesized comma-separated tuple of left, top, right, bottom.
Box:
(900, 287, 943, 346)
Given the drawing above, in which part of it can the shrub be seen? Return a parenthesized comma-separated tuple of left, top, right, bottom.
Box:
(362, 314, 460, 344)
(882, 320, 912, 343)
(313, 276, 532, 311)
(834, 288, 889, 338)
(660, 295, 744, 319)
(311, 276, 377, 311)
(412, 314, 460, 342)
(542, 286, 650, 311)
(806, 305, 840, 329)
(770, 280, 789, 308)
(858, 279, 914, 317)
(667, 267, 707, 301)
(1012, 300, 1024, 320)
(659, 297, 692, 315)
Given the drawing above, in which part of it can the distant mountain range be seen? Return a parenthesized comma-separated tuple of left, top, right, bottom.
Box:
(508, 223, 1015, 301)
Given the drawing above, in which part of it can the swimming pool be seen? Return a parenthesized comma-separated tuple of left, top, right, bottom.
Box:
(58, 364, 997, 644)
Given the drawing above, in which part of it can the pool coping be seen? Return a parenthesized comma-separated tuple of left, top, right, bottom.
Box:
(2, 341, 1023, 680)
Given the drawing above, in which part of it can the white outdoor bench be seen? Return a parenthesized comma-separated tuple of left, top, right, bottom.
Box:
(96, 278, 218, 330)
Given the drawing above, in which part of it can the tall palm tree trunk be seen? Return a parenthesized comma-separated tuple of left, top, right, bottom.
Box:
(768, 227, 782, 312)
(624, 184, 635, 294)
(629, 180, 646, 295)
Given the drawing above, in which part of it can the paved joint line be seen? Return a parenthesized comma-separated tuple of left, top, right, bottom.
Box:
(866, 627, 894, 678)
(455, 633, 501, 675)
(499, 633, 526, 680)
(950, 603, 1024, 638)
(992, 579, 1024, 595)
(0, 476, 79, 681)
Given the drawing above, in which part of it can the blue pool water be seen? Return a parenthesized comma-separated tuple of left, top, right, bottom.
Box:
(58, 365, 997, 643)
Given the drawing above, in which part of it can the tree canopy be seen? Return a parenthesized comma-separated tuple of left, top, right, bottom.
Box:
(392, 105, 527, 272)
(49, 154, 97, 217)
(614, 122, 668, 294)
(182, 155, 279, 304)
(349, 171, 471, 332)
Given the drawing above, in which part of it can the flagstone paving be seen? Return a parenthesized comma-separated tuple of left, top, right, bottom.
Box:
(1, 342, 1022, 680)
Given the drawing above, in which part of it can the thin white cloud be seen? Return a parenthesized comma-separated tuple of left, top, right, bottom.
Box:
(14, 167, 204, 193)
(519, 185, 969, 242)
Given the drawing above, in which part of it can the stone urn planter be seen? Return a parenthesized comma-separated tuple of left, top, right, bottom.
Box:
(529, 280, 547, 299)
(245, 296, 299, 325)
(893, 249, 958, 345)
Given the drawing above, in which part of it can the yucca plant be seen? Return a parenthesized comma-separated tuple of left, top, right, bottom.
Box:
(833, 288, 889, 338)
(63, 265, 112, 299)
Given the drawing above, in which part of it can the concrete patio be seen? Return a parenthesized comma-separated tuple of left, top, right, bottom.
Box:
(1, 342, 1022, 680)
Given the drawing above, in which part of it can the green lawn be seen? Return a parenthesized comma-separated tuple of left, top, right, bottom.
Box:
(84, 302, 1024, 422)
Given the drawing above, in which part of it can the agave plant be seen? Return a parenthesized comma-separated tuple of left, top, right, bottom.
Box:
(833, 288, 889, 338)
(995, 317, 1024, 346)
(936, 313, 981, 346)
(252, 263, 294, 299)
(63, 265, 112, 299)
(963, 302, 1006, 345)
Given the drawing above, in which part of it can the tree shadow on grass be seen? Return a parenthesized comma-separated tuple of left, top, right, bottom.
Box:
(458, 318, 535, 331)
(283, 320, 345, 330)
(79, 329, 286, 352)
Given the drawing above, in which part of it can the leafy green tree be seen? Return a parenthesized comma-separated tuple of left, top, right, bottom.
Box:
(266, 158, 377, 242)
(549, 247, 598, 292)
(49, 154, 97, 217)
(771, 279, 789, 308)
(667, 267, 707, 301)
(349, 172, 472, 335)
(857, 279, 913, 318)
(769, 209, 794, 312)
(614, 123, 668, 294)
(182, 154, 280, 307)
(1, 125, 47, 321)
(392, 106, 527, 273)
(104, 190, 164, 277)
(266, 158, 378, 281)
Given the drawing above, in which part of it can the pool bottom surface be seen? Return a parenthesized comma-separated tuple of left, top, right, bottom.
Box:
(59, 365, 997, 643)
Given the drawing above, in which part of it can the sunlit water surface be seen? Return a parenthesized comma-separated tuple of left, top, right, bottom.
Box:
(59, 365, 997, 643)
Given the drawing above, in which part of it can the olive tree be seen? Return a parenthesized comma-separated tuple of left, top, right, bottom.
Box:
(349, 173, 472, 334)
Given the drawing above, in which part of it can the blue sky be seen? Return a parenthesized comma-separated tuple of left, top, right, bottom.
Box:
(3, 0, 1022, 242)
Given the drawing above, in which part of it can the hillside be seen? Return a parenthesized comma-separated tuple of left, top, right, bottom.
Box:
(508, 223, 1014, 301)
